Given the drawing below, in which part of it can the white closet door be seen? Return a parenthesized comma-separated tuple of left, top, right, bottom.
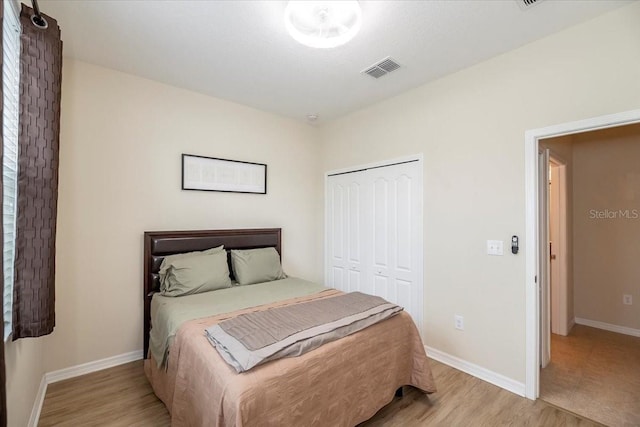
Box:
(326, 172, 368, 293)
(326, 160, 423, 335)
(367, 162, 422, 331)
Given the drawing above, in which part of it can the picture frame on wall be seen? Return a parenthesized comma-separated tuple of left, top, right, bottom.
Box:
(182, 154, 267, 194)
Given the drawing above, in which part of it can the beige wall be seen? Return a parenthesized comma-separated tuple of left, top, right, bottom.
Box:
(5, 338, 45, 426)
(319, 3, 640, 382)
(540, 135, 574, 331)
(46, 59, 322, 372)
(572, 123, 640, 330)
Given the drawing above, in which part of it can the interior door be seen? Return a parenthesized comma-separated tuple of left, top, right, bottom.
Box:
(538, 149, 551, 368)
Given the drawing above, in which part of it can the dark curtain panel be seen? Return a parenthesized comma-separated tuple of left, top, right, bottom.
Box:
(12, 5, 62, 340)
(0, 1, 7, 424)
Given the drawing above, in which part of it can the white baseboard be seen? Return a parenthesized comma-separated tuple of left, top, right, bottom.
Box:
(45, 349, 144, 384)
(425, 346, 525, 397)
(29, 350, 144, 427)
(27, 375, 47, 427)
(574, 317, 640, 337)
(568, 317, 576, 332)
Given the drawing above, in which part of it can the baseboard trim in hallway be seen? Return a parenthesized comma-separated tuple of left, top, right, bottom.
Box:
(574, 317, 640, 337)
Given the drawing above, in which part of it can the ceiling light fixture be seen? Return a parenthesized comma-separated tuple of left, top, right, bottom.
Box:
(284, 1, 362, 49)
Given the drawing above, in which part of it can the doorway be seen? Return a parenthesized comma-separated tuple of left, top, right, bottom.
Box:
(525, 108, 640, 399)
(526, 112, 640, 426)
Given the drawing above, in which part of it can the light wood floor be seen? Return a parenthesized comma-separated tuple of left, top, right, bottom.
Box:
(39, 358, 598, 426)
(540, 325, 640, 427)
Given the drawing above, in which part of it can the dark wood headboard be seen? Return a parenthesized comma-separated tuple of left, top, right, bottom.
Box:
(143, 228, 282, 358)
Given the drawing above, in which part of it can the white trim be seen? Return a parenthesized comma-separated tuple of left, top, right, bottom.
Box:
(426, 346, 525, 397)
(27, 375, 47, 427)
(29, 350, 144, 426)
(524, 122, 540, 400)
(568, 317, 576, 332)
(575, 317, 640, 338)
(525, 108, 640, 400)
(45, 349, 144, 384)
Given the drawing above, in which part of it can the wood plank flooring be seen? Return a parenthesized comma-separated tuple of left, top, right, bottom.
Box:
(39, 360, 169, 427)
(540, 324, 640, 427)
(39, 358, 597, 426)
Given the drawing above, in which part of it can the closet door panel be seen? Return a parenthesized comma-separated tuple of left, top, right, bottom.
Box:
(373, 178, 389, 269)
(395, 174, 413, 272)
(396, 279, 413, 318)
(374, 275, 389, 300)
(327, 180, 348, 292)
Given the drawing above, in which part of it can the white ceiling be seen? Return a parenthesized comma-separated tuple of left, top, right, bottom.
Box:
(39, 0, 631, 123)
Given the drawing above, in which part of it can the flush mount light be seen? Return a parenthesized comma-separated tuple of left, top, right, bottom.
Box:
(284, 1, 362, 49)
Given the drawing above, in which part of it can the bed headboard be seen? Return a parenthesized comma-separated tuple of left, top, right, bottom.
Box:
(143, 228, 282, 358)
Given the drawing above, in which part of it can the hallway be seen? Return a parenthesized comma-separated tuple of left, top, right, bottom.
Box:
(540, 325, 640, 426)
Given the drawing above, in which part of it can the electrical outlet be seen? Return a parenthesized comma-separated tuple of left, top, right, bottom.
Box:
(623, 294, 632, 305)
(454, 315, 464, 330)
(487, 240, 504, 256)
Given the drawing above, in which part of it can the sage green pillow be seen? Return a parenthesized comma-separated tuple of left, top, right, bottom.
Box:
(158, 245, 224, 280)
(161, 250, 231, 297)
(231, 247, 287, 286)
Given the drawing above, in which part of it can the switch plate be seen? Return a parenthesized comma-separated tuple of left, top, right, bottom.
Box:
(454, 315, 464, 330)
(487, 240, 504, 256)
(623, 294, 632, 305)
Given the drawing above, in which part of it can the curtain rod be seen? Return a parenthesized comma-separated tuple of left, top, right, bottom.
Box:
(30, 0, 49, 29)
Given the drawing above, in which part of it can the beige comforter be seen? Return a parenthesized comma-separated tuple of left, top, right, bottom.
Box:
(144, 289, 436, 427)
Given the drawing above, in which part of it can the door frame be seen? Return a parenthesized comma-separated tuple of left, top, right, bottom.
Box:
(324, 154, 424, 336)
(524, 109, 640, 399)
(538, 148, 551, 369)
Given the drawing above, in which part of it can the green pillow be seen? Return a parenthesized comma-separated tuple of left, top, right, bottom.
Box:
(158, 245, 224, 279)
(231, 247, 287, 286)
(161, 250, 231, 297)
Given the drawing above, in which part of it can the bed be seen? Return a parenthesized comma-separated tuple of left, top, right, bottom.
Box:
(143, 228, 436, 426)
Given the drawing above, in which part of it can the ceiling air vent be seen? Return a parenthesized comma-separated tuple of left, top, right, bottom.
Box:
(518, 0, 544, 9)
(362, 57, 401, 79)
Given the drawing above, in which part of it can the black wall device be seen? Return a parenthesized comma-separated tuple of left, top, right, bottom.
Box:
(511, 235, 519, 254)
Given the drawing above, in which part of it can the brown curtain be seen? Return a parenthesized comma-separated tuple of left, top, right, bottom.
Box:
(0, 1, 7, 424)
(11, 5, 62, 340)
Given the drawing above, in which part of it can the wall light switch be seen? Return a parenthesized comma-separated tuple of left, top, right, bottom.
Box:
(623, 294, 632, 305)
(487, 240, 504, 256)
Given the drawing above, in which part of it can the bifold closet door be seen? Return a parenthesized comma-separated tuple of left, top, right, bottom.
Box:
(326, 161, 423, 335)
(326, 171, 368, 294)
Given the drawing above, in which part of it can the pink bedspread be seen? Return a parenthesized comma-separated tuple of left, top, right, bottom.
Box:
(144, 290, 436, 426)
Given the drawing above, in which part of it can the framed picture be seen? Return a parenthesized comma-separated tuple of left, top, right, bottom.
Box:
(182, 154, 267, 194)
